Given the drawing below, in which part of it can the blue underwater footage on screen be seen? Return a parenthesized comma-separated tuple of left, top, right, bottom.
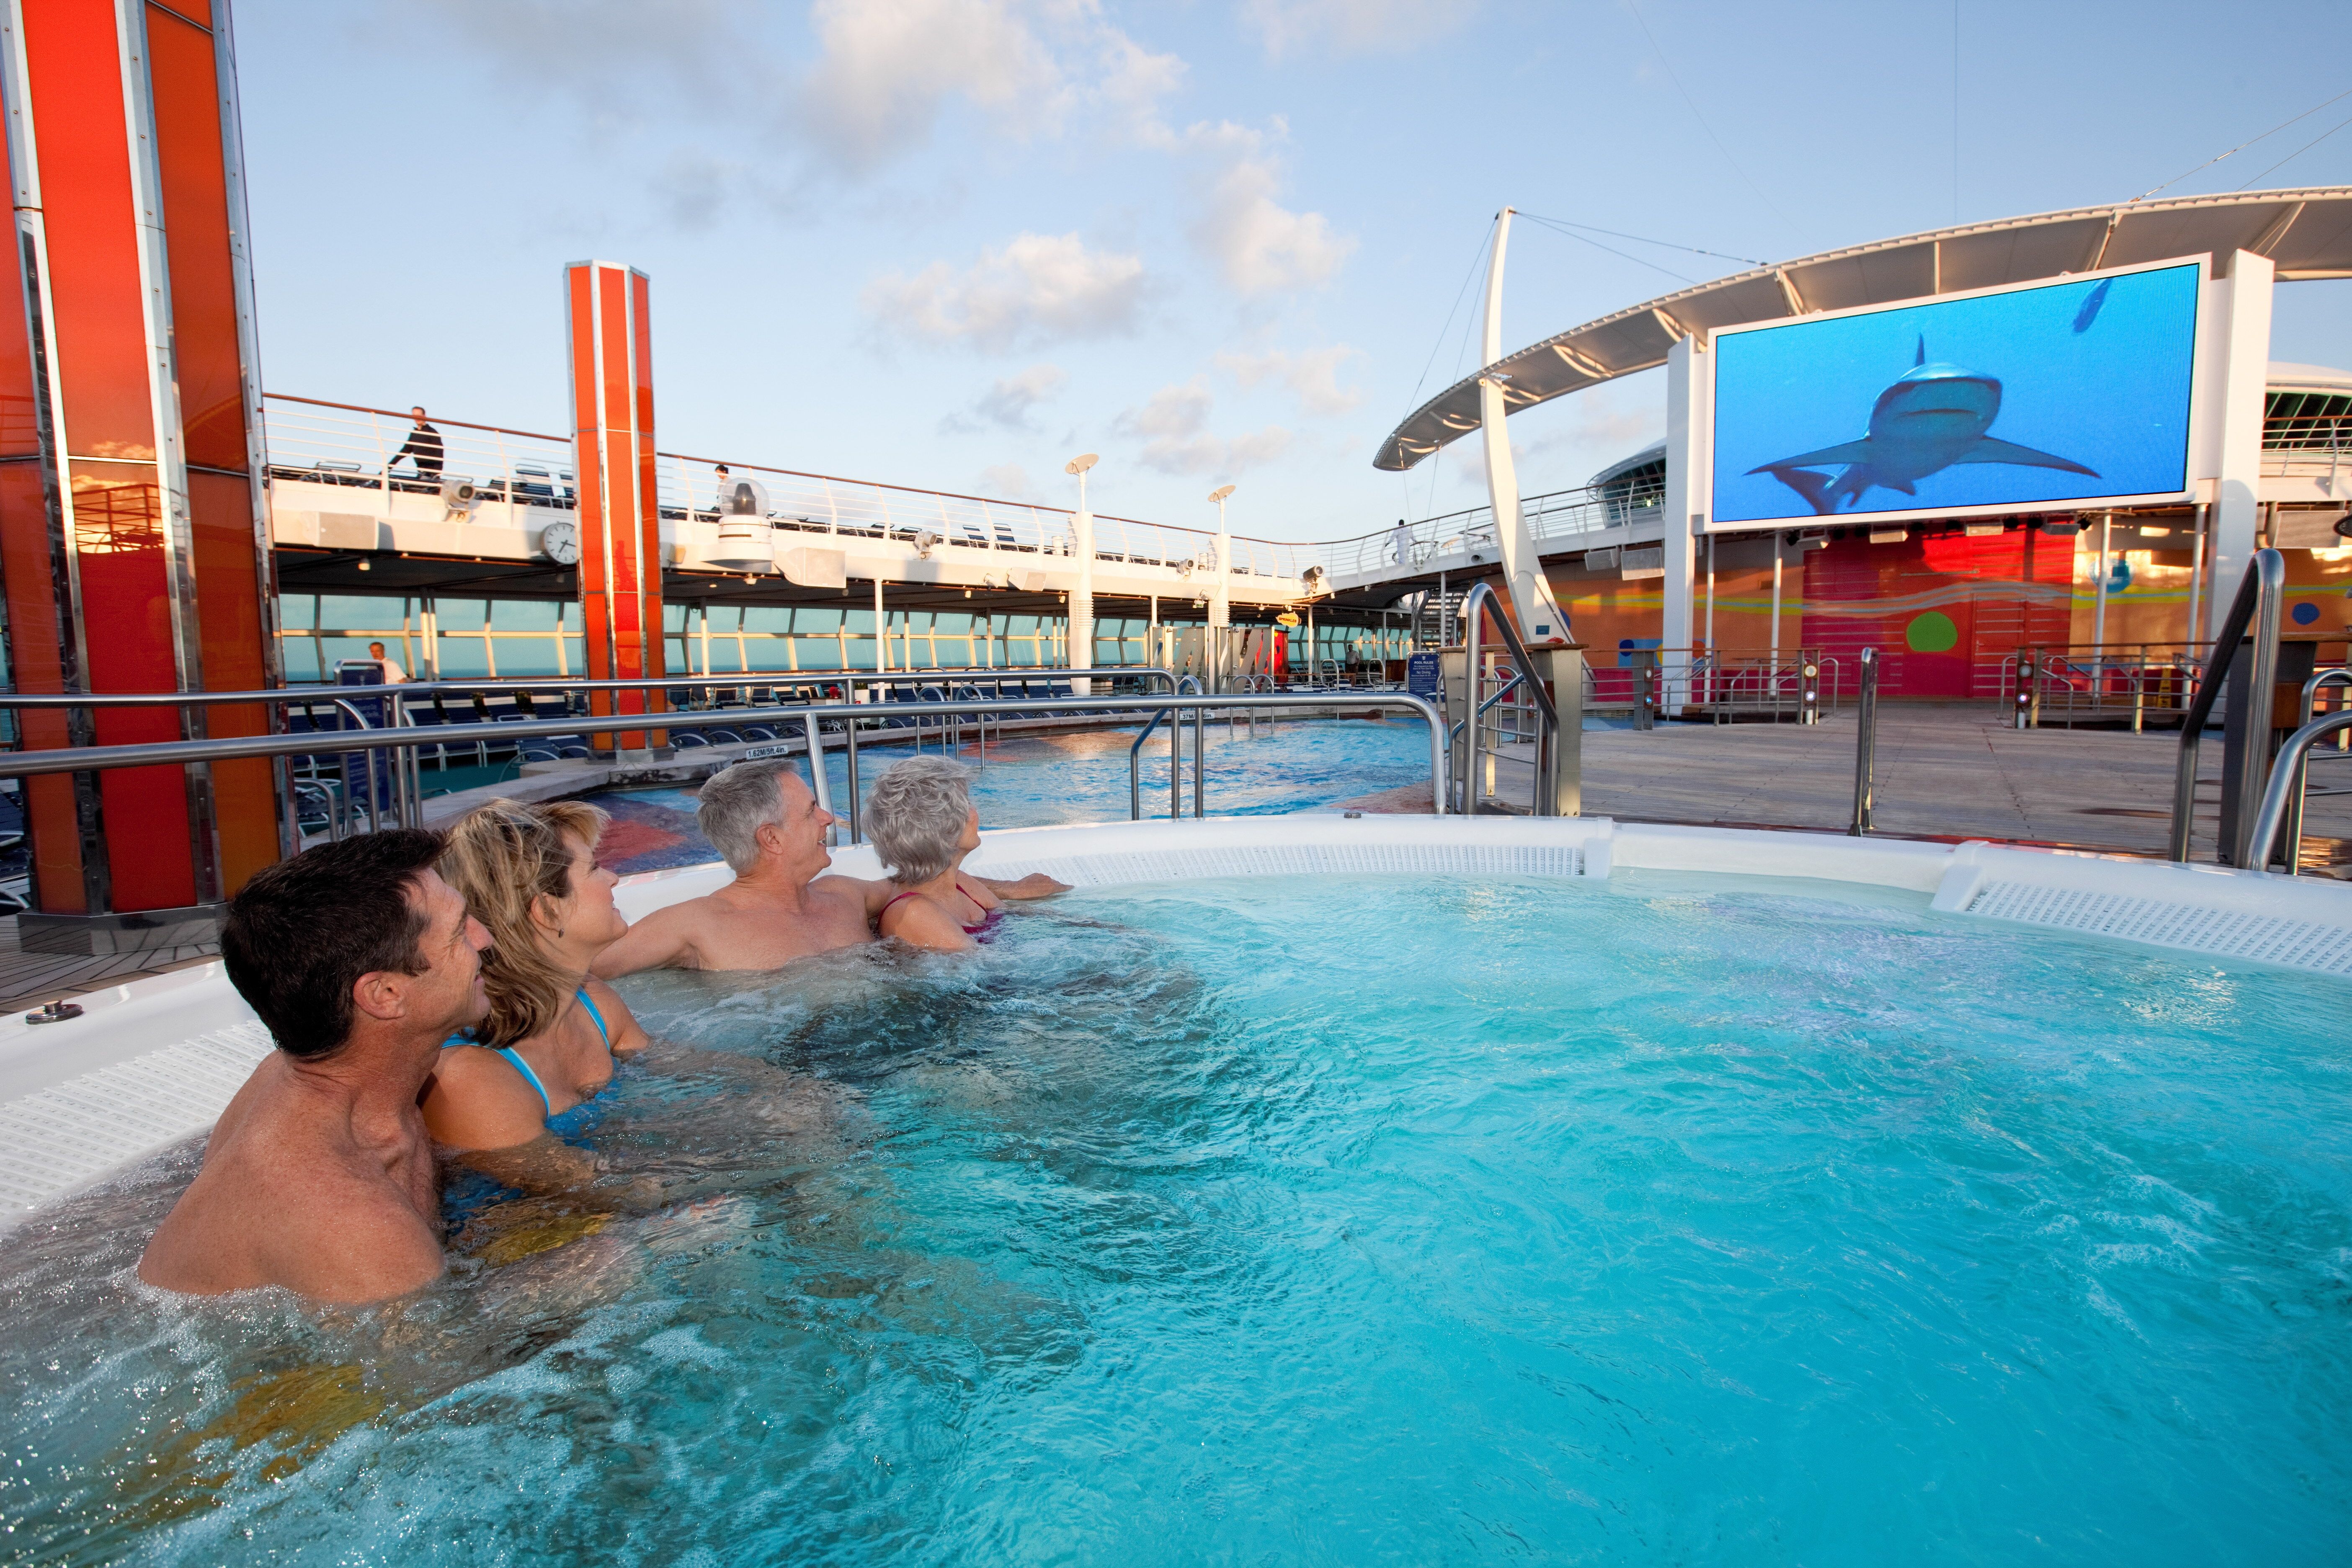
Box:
(1711, 263, 2199, 523)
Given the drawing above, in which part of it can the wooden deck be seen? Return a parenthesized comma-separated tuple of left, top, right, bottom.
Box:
(1340, 704, 2352, 871)
(0, 919, 217, 1016)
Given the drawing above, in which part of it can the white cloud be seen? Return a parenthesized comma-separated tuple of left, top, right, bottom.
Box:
(1182, 122, 1355, 297)
(1215, 345, 1365, 416)
(864, 234, 1148, 352)
(413, 0, 1184, 188)
(977, 462, 1039, 500)
(940, 363, 1069, 433)
(796, 0, 1187, 174)
(1241, 0, 1480, 57)
(798, 0, 1067, 174)
(1117, 376, 1293, 476)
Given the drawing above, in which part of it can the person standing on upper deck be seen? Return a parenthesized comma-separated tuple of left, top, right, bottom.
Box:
(1389, 518, 1415, 567)
(388, 406, 444, 480)
(367, 641, 409, 684)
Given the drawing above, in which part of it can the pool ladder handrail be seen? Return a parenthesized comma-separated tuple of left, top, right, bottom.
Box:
(1455, 580, 1563, 816)
(2247, 707, 2352, 876)
(2257, 667, 2352, 875)
(2167, 549, 2286, 866)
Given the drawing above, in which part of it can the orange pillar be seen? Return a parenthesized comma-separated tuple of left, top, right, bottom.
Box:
(564, 260, 664, 750)
(0, 0, 280, 944)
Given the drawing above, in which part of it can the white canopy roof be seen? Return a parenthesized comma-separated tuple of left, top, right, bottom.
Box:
(1376, 187, 2352, 472)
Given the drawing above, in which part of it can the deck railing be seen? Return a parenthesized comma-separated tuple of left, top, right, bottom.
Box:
(261, 395, 1304, 582)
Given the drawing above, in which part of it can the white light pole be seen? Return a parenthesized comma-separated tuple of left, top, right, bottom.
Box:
(1065, 454, 1099, 695)
(1207, 484, 1234, 690)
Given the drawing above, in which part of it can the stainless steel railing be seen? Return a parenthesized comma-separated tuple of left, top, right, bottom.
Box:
(2168, 550, 2285, 865)
(2246, 710, 2352, 877)
(1849, 647, 1880, 836)
(1455, 581, 1563, 817)
(2280, 668, 2352, 874)
(0, 690, 1449, 863)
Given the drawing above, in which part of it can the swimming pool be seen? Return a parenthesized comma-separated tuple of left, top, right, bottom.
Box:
(578, 718, 1439, 875)
(0, 830, 2345, 1564)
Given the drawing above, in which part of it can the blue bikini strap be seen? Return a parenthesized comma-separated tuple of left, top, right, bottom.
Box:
(575, 985, 610, 1046)
(494, 1046, 554, 1117)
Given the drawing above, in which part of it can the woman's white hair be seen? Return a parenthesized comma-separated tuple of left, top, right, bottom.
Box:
(866, 756, 973, 886)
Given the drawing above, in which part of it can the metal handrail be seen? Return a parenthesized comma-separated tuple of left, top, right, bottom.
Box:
(1849, 647, 1880, 836)
(2281, 668, 2352, 874)
(0, 666, 1180, 712)
(1456, 580, 1560, 817)
(2246, 711, 2352, 878)
(0, 694, 1452, 832)
(2168, 550, 2286, 864)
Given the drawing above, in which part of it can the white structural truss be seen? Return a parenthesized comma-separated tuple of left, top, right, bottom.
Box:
(1477, 209, 1571, 645)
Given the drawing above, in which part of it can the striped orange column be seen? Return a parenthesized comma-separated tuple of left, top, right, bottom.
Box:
(0, 0, 280, 939)
(564, 261, 665, 750)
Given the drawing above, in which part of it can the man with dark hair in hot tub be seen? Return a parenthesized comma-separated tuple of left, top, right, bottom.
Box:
(137, 830, 492, 1305)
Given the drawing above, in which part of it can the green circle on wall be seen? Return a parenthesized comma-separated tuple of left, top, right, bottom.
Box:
(1905, 610, 1960, 654)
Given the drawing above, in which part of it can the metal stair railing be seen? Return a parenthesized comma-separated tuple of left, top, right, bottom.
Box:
(2247, 709, 2352, 877)
(2279, 668, 2352, 874)
(2168, 549, 2285, 866)
(1455, 580, 1562, 817)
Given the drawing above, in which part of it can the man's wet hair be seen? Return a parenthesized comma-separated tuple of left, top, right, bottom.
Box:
(221, 829, 447, 1061)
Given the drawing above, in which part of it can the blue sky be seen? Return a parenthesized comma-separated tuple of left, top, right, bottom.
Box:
(232, 0, 2352, 544)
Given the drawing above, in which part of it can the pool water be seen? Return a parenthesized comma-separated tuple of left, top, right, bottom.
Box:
(579, 717, 1437, 875)
(1, 872, 2346, 1565)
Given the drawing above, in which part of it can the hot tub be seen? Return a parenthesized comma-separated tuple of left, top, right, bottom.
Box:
(0, 817, 2345, 1563)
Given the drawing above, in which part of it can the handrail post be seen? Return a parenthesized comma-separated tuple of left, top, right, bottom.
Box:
(802, 711, 836, 846)
(2282, 669, 2352, 876)
(2246, 710, 2352, 877)
(1849, 647, 1879, 836)
(2169, 549, 2286, 862)
(844, 702, 861, 843)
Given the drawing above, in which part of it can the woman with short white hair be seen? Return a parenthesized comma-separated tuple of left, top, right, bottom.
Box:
(866, 756, 1001, 951)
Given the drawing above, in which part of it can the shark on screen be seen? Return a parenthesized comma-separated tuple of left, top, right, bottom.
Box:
(1748, 334, 2098, 515)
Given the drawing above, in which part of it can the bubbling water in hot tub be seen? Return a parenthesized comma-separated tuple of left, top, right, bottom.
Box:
(0, 871, 2346, 1565)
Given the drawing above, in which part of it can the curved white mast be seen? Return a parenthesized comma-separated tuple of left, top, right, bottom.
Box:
(1478, 208, 1569, 644)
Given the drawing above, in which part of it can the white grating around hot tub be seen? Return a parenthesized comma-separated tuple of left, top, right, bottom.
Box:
(1963, 882, 2352, 975)
(0, 1021, 271, 1217)
(1932, 842, 2352, 977)
(1008, 841, 1587, 889)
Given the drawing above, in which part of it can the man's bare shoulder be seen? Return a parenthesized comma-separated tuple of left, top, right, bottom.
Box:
(142, 1086, 442, 1302)
(248, 1183, 444, 1305)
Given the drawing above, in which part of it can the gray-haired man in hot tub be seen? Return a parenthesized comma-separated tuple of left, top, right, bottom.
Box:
(592, 758, 1063, 976)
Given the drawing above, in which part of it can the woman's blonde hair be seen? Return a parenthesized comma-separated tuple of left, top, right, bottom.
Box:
(437, 798, 609, 1048)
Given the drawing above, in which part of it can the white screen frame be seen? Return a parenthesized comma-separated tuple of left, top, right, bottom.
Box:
(1698, 253, 2211, 534)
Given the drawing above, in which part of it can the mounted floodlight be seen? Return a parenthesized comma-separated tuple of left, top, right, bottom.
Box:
(1301, 565, 1328, 593)
(439, 477, 479, 519)
(720, 476, 772, 517)
(1065, 453, 1099, 476)
(709, 472, 778, 573)
(914, 529, 941, 559)
(1176, 560, 1194, 580)
(1208, 484, 1235, 503)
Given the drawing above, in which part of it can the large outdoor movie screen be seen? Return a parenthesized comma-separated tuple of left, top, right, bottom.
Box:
(1710, 260, 2200, 526)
